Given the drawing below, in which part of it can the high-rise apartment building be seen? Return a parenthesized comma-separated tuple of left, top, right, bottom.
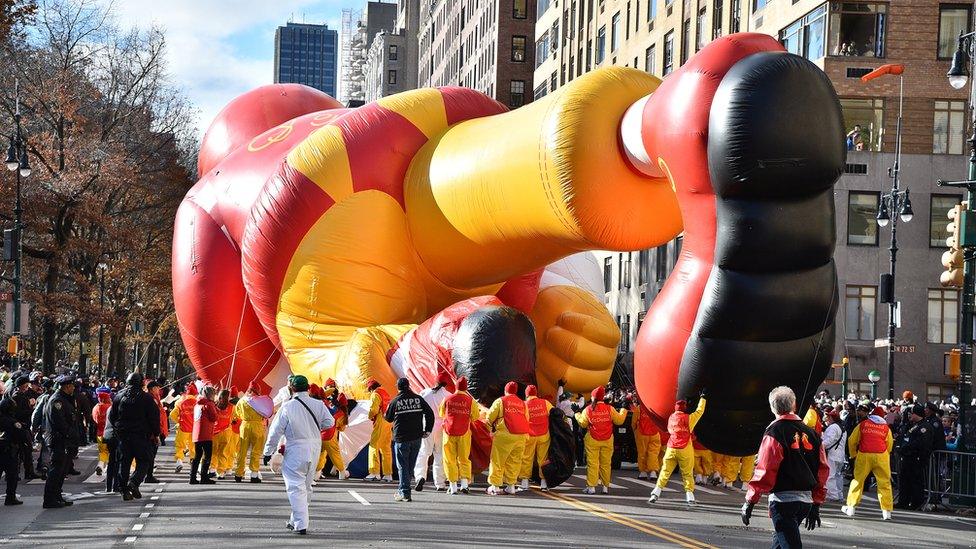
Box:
(274, 22, 339, 97)
(417, 0, 537, 108)
(339, 2, 399, 103)
(561, 0, 971, 399)
(364, 0, 421, 101)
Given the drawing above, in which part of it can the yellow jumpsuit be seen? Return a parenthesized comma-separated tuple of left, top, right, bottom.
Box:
(486, 397, 529, 487)
(631, 406, 661, 475)
(317, 412, 347, 473)
(368, 391, 393, 476)
(169, 396, 196, 462)
(234, 397, 268, 478)
(520, 397, 554, 480)
(440, 393, 481, 483)
(655, 397, 707, 493)
(846, 420, 894, 511)
(694, 446, 712, 477)
(575, 405, 628, 488)
(722, 454, 756, 484)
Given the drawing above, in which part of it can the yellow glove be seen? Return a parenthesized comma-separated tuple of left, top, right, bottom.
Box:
(529, 285, 620, 398)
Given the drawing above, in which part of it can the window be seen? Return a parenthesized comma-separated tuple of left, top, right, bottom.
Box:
(753, 0, 769, 11)
(934, 100, 966, 155)
(931, 195, 963, 247)
(663, 30, 674, 75)
(534, 81, 548, 100)
(928, 384, 955, 401)
(681, 20, 691, 63)
(845, 285, 877, 341)
(512, 35, 527, 62)
(828, 2, 887, 58)
(603, 257, 613, 292)
(510, 80, 525, 108)
(387, 70, 397, 85)
(535, 31, 550, 68)
(648, 0, 657, 21)
(673, 236, 683, 268)
(514, 0, 527, 19)
(551, 20, 560, 50)
(939, 5, 971, 59)
(841, 98, 884, 152)
(537, 0, 551, 20)
(655, 245, 668, 281)
(780, 4, 827, 61)
(388, 45, 398, 60)
(612, 13, 620, 51)
(621, 316, 631, 352)
(645, 45, 656, 74)
(638, 249, 649, 285)
(696, 8, 706, 51)
(712, 0, 723, 39)
(730, 0, 741, 33)
(597, 25, 607, 63)
(847, 191, 879, 246)
(928, 289, 960, 344)
(617, 254, 624, 288)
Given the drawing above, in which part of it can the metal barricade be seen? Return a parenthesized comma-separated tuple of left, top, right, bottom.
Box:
(926, 450, 976, 508)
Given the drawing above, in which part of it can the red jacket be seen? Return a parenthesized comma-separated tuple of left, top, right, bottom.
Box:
(192, 397, 218, 442)
(92, 392, 112, 437)
(153, 393, 169, 438)
(746, 413, 829, 505)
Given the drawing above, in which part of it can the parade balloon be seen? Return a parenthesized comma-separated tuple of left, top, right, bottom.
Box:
(173, 32, 842, 455)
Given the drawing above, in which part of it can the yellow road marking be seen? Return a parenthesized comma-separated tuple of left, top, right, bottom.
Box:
(536, 488, 717, 549)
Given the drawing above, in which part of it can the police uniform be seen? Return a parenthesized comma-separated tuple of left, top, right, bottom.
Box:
(896, 408, 934, 510)
(0, 396, 29, 504)
(42, 377, 80, 508)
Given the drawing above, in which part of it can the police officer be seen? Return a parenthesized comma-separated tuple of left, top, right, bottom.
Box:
(109, 372, 161, 502)
(42, 375, 80, 509)
(924, 402, 946, 453)
(0, 395, 29, 505)
(10, 376, 37, 480)
(895, 404, 933, 510)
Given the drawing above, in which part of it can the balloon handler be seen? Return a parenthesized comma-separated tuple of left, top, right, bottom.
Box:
(648, 391, 706, 505)
(574, 386, 627, 494)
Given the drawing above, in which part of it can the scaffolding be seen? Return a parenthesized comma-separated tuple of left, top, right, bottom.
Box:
(338, 8, 367, 103)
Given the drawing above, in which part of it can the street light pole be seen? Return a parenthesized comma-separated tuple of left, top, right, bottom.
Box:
(97, 262, 106, 376)
(4, 80, 31, 371)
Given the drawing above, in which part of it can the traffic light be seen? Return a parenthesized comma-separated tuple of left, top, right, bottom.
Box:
(946, 348, 962, 381)
(942, 203, 965, 288)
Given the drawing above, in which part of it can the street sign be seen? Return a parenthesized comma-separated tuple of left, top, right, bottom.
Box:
(875, 338, 888, 348)
(4, 302, 28, 336)
(894, 345, 916, 353)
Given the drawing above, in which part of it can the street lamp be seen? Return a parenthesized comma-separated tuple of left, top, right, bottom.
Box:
(868, 369, 881, 400)
(943, 30, 976, 451)
(862, 64, 910, 400)
(97, 262, 107, 375)
(4, 80, 30, 371)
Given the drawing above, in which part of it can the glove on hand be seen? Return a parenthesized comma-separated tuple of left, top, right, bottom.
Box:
(804, 504, 821, 531)
(263, 454, 272, 466)
(741, 502, 754, 526)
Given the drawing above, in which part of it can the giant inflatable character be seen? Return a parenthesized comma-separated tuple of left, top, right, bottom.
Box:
(173, 34, 844, 456)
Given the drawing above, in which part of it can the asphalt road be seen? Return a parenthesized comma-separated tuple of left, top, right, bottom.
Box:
(2, 438, 975, 548)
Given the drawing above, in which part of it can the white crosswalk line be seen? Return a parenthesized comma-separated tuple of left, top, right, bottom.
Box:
(347, 490, 371, 506)
(570, 474, 626, 489)
(83, 473, 102, 484)
(124, 537, 137, 543)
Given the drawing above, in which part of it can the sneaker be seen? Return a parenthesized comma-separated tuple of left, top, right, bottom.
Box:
(42, 501, 66, 509)
(447, 482, 458, 495)
(95, 464, 103, 476)
(4, 497, 23, 506)
(460, 479, 469, 494)
(582, 486, 596, 495)
(189, 478, 199, 485)
(647, 493, 660, 504)
(841, 505, 855, 517)
(200, 478, 216, 485)
(649, 472, 658, 481)
(540, 479, 549, 492)
(600, 485, 609, 495)
(143, 476, 160, 484)
(394, 491, 405, 502)
(504, 485, 517, 495)
(122, 490, 133, 502)
(295, 529, 307, 535)
(415, 478, 425, 492)
(637, 472, 648, 480)
(250, 477, 262, 484)
(175, 463, 183, 473)
(129, 485, 142, 499)
(434, 485, 445, 492)
(882, 510, 892, 521)
(314, 471, 322, 482)
(486, 485, 502, 496)
(235, 476, 243, 483)
(364, 474, 379, 482)
(381, 475, 393, 483)
(339, 470, 350, 480)
(519, 478, 529, 491)
(685, 491, 696, 505)
(285, 522, 294, 531)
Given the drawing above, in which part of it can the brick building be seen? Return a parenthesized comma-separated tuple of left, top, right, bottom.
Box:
(418, 0, 537, 108)
(555, 0, 972, 400)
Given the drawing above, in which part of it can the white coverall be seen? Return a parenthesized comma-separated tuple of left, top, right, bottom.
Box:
(414, 386, 449, 488)
(821, 421, 847, 501)
(263, 391, 334, 532)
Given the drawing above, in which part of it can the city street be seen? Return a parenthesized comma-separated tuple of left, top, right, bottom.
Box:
(2, 438, 973, 548)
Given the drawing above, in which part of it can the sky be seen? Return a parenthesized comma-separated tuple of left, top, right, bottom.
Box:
(97, 0, 371, 136)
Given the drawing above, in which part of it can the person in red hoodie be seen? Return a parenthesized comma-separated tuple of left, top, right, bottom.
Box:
(169, 383, 198, 472)
(92, 389, 112, 475)
(190, 386, 218, 485)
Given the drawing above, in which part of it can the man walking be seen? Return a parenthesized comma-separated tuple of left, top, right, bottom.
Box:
(109, 372, 161, 502)
(42, 375, 80, 509)
(262, 375, 333, 536)
(648, 392, 707, 505)
(896, 404, 933, 510)
(384, 377, 435, 502)
(440, 376, 479, 495)
(413, 373, 452, 492)
(742, 386, 829, 549)
(821, 410, 847, 502)
(842, 404, 894, 520)
(234, 382, 268, 483)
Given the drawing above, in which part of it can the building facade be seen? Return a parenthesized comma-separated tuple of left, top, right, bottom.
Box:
(274, 22, 339, 97)
(557, 0, 971, 399)
(418, 0, 537, 108)
(364, 0, 421, 101)
(339, 2, 399, 103)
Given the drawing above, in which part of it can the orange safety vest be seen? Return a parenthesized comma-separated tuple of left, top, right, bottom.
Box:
(444, 392, 474, 436)
(637, 405, 659, 436)
(857, 419, 890, 453)
(178, 397, 196, 433)
(586, 402, 614, 441)
(321, 409, 346, 441)
(526, 397, 549, 437)
(501, 395, 530, 435)
(667, 411, 691, 449)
